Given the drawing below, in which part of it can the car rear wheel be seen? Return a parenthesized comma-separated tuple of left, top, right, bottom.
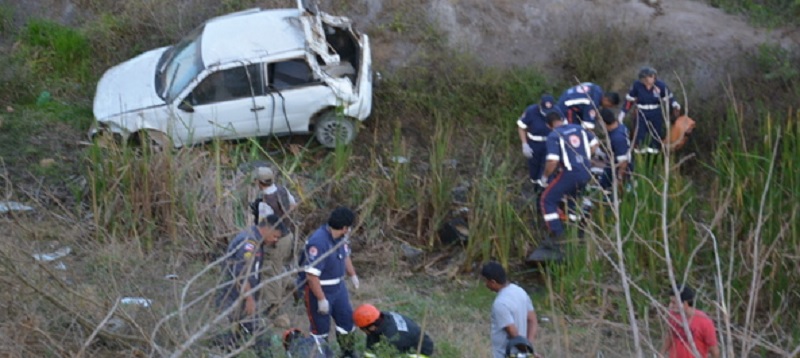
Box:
(133, 130, 172, 152)
(314, 111, 358, 148)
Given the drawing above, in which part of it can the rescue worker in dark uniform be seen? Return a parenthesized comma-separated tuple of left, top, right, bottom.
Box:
(557, 82, 620, 131)
(528, 112, 598, 262)
(248, 166, 299, 315)
(618, 66, 681, 154)
(302, 206, 361, 358)
(517, 94, 563, 190)
(599, 108, 633, 194)
(353, 304, 435, 357)
(283, 327, 336, 358)
(216, 214, 284, 352)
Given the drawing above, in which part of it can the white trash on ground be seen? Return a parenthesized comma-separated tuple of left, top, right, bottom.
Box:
(0, 201, 34, 214)
(33, 247, 72, 262)
(120, 297, 153, 307)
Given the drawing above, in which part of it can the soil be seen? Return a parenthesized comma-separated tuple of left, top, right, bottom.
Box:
(343, 0, 799, 96)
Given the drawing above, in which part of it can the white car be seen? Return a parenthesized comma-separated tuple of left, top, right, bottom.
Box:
(90, 3, 372, 148)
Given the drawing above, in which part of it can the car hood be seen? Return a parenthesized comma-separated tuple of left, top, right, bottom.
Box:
(93, 47, 169, 120)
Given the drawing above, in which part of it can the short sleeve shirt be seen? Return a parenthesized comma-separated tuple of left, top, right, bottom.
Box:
(303, 225, 350, 282)
(667, 309, 718, 358)
(490, 283, 534, 358)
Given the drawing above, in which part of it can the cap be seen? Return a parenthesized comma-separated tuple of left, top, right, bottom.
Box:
(328, 206, 355, 230)
(539, 94, 556, 110)
(254, 167, 274, 182)
(638, 66, 657, 79)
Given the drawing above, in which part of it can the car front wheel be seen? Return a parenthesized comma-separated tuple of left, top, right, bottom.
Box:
(314, 111, 358, 148)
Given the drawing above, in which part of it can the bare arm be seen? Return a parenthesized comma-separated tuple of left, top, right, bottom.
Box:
(240, 281, 256, 316)
(543, 160, 559, 178)
(306, 274, 325, 301)
(504, 324, 520, 339)
(527, 310, 538, 342)
(709, 344, 720, 358)
(518, 127, 529, 145)
(661, 331, 673, 357)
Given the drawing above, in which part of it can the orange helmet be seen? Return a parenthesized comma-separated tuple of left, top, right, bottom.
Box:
(353, 304, 381, 328)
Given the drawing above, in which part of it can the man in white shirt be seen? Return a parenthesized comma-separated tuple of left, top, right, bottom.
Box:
(481, 261, 538, 358)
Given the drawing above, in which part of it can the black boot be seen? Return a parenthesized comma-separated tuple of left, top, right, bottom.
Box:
(526, 235, 564, 263)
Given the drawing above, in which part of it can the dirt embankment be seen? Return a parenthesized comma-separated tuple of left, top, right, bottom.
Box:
(338, 0, 798, 98)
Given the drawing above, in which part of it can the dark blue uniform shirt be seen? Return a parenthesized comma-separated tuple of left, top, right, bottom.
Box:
(218, 226, 264, 308)
(303, 225, 350, 291)
(366, 312, 434, 355)
(545, 124, 597, 178)
(557, 83, 604, 129)
(517, 104, 558, 144)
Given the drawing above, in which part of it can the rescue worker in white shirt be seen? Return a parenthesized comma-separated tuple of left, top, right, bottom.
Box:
(249, 166, 299, 316)
(353, 303, 435, 357)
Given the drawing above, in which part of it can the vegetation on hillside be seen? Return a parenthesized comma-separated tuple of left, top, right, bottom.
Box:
(0, 0, 798, 356)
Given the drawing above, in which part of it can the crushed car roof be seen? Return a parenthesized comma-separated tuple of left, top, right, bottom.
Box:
(201, 8, 307, 66)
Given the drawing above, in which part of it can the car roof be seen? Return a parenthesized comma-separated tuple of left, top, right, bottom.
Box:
(201, 8, 306, 67)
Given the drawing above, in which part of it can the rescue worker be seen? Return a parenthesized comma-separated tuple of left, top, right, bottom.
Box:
(283, 327, 336, 358)
(249, 166, 299, 316)
(517, 94, 563, 189)
(353, 303, 435, 357)
(529, 111, 598, 262)
(557, 82, 620, 130)
(215, 214, 284, 352)
(618, 66, 681, 154)
(302, 206, 361, 358)
(599, 108, 632, 194)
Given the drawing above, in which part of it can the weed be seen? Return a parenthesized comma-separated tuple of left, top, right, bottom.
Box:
(19, 19, 91, 81)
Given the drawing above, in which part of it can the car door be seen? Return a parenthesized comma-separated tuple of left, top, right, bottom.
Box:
(172, 63, 266, 144)
(259, 57, 332, 136)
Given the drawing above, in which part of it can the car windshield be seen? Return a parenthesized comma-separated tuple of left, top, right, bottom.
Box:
(157, 26, 205, 102)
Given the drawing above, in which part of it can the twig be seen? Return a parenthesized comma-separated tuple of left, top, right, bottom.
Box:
(76, 298, 121, 358)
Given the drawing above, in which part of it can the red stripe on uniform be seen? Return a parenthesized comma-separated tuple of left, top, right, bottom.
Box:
(304, 285, 320, 334)
(540, 170, 565, 233)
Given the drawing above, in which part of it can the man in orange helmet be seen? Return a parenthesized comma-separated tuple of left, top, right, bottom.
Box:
(353, 303, 435, 357)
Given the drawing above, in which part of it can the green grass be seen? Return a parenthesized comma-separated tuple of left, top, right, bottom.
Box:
(707, 0, 800, 27)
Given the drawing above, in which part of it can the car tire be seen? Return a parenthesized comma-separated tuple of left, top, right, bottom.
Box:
(314, 111, 358, 148)
(137, 130, 172, 152)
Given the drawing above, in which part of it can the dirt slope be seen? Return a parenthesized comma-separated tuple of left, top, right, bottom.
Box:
(345, 0, 798, 96)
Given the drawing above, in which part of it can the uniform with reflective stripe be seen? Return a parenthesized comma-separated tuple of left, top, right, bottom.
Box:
(540, 124, 595, 237)
(620, 79, 680, 151)
(517, 103, 561, 181)
(557, 82, 604, 130)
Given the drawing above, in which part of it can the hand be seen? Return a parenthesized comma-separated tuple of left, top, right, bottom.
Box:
(244, 297, 256, 316)
(617, 111, 626, 123)
(522, 143, 533, 158)
(350, 275, 360, 290)
(539, 176, 549, 187)
(317, 298, 330, 315)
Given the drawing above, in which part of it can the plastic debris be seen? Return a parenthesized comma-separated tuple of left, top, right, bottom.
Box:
(54, 262, 67, 271)
(0, 201, 34, 214)
(390, 156, 409, 164)
(164, 274, 179, 280)
(33, 247, 71, 262)
(120, 297, 153, 307)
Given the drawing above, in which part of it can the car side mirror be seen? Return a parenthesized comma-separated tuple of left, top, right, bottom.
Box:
(178, 100, 194, 113)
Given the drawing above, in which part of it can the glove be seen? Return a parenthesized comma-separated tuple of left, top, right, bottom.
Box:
(522, 143, 533, 158)
(539, 176, 549, 187)
(317, 298, 330, 315)
(350, 275, 360, 290)
(617, 111, 626, 123)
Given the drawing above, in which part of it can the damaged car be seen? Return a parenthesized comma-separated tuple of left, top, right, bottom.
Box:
(90, 2, 372, 148)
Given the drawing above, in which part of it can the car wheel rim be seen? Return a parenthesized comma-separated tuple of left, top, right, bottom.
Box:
(319, 119, 352, 146)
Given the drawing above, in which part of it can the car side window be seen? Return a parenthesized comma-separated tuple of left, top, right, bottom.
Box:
(189, 64, 264, 106)
(268, 59, 315, 91)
